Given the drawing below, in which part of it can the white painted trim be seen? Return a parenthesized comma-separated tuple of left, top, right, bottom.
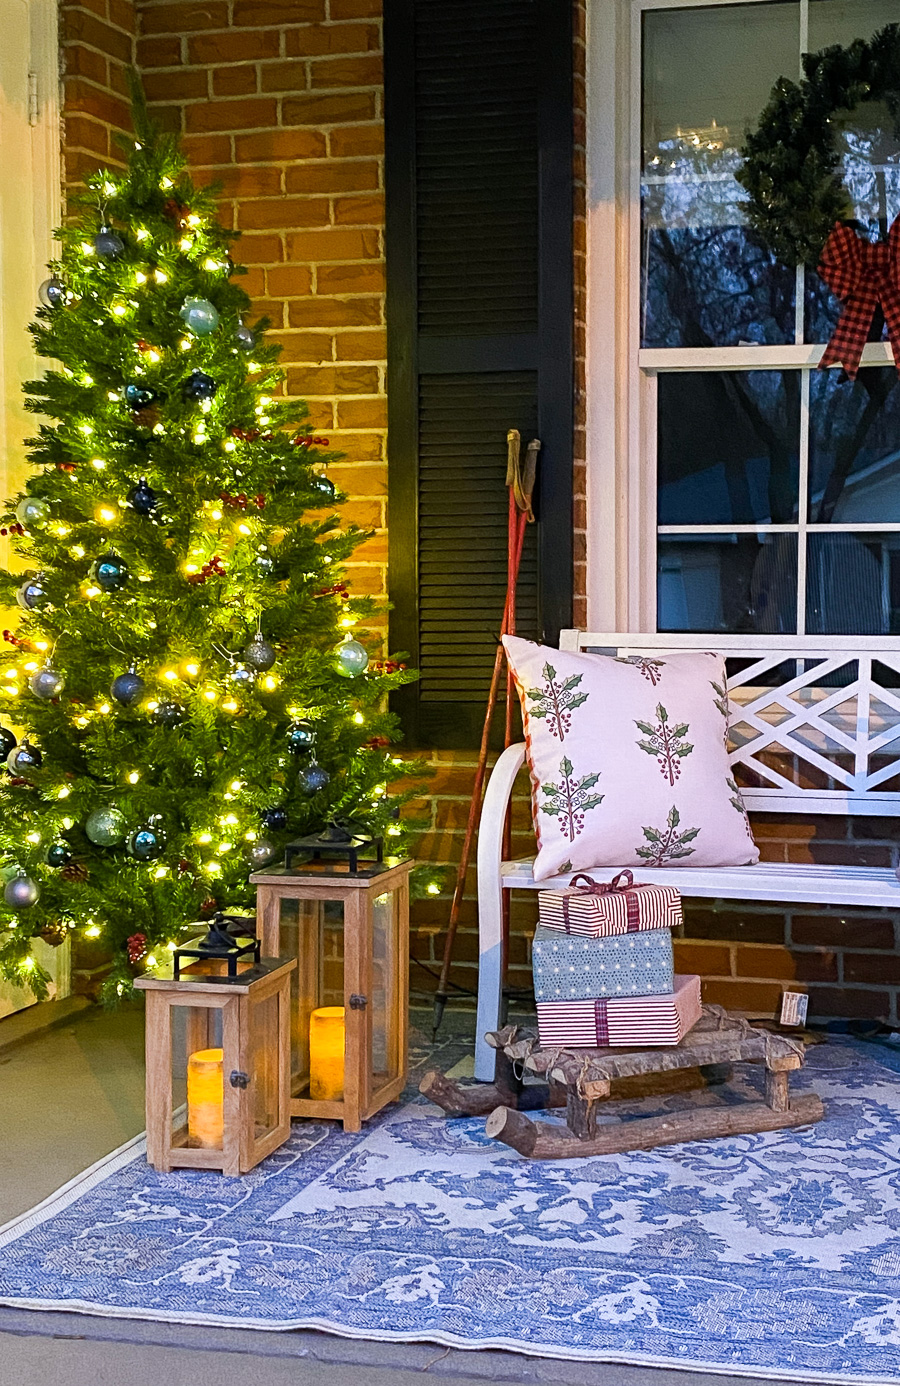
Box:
(639, 343, 894, 371)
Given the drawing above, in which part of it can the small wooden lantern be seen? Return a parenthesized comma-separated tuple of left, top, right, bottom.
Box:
(251, 854, 412, 1133)
(135, 945, 296, 1176)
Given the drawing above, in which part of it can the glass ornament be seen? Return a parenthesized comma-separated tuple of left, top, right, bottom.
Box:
(297, 760, 330, 797)
(243, 633, 276, 671)
(126, 820, 165, 861)
(124, 383, 157, 411)
(235, 324, 256, 351)
(153, 700, 185, 728)
(30, 663, 65, 700)
(4, 872, 41, 909)
(16, 575, 48, 610)
(248, 838, 278, 869)
(90, 553, 129, 591)
(260, 805, 287, 832)
(182, 369, 218, 403)
(0, 726, 16, 761)
(15, 497, 50, 529)
(287, 720, 316, 754)
(334, 639, 369, 678)
(255, 553, 275, 578)
(7, 741, 42, 777)
(228, 663, 254, 689)
(94, 227, 124, 259)
(46, 842, 72, 868)
(179, 297, 219, 336)
(126, 478, 158, 515)
(310, 474, 336, 500)
(111, 668, 145, 705)
(38, 277, 65, 308)
(85, 806, 127, 846)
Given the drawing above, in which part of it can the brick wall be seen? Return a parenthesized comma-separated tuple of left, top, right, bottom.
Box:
(61, 0, 136, 194)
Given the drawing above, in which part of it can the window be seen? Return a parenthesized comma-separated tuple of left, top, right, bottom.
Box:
(586, 0, 900, 636)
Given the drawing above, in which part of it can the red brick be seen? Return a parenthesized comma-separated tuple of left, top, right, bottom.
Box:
(233, 0, 325, 22)
(265, 266, 315, 297)
(233, 233, 284, 264)
(188, 29, 280, 63)
(700, 980, 785, 1013)
(309, 54, 383, 88)
(64, 45, 110, 85)
(294, 364, 379, 393)
(63, 113, 110, 155)
(212, 164, 282, 198)
(140, 1, 230, 33)
(681, 904, 786, 945)
(234, 128, 328, 162)
(212, 64, 259, 97)
(180, 131, 232, 164)
(238, 198, 330, 231)
(329, 123, 383, 157)
(64, 9, 134, 62)
(329, 433, 384, 461)
(328, 0, 381, 15)
(333, 194, 385, 225)
(185, 96, 278, 133)
(807, 986, 893, 1019)
(672, 942, 732, 976)
(107, 0, 135, 30)
(337, 397, 387, 428)
(845, 953, 900, 985)
(333, 328, 386, 360)
(136, 34, 182, 66)
(285, 162, 379, 195)
(284, 22, 380, 56)
(256, 61, 307, 94)
(317, 262, 384, 295)
(342, 565, 385, 595)
(791, 914, 896, 949)
(286, 227, 379, 260)
(143, 68, 209, 101)
(282, 91, 376, 125)
(64, 78, 130, 127)
(736, 945, 838, 983)
(267, 330, 333, 361)
(288, 296, 382, 327)
(329, 461, 386, 491)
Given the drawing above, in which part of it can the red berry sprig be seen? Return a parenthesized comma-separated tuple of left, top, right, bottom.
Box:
(229, 427, 273, 443)
(371, 659, 408, 674)
(126, 932, 148, 964)
(365, 735, 391, 750)
(292, 435, 330, 448)
(0, 524, 25, 537)
(313, 582, 349, 600)
(57, 462, 78, 474)
(3, 630, 35, 651)
(220, 492, 266, 511)
(188, 555, 226, 586)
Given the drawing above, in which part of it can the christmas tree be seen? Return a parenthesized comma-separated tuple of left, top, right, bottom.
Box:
(0, 92, 423, 1002)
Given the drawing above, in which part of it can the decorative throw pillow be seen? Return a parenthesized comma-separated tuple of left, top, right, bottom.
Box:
(502, 636, 758, 882)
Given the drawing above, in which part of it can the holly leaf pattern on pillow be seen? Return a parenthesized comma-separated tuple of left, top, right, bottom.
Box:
(635, 704, 694, 786)
(635, 805, 700, 865)
(525, 662, 588, 741)
(540, 756, 604, 841)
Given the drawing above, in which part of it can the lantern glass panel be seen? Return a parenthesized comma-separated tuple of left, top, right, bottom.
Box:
(171, 1002, 225, 1152)
(276, 896, 345, 1100)
(249, 990, 281, 1138)
(370, 888, 401, 1096)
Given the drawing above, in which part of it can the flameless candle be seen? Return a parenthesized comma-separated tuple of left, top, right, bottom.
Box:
(187, 1047, 224, 1147)
(309, 1006, 345, 1100)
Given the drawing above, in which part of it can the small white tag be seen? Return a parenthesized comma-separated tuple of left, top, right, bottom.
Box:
(780, 991, 809, 1027)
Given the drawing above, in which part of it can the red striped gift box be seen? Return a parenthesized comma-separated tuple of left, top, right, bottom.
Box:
(536, 974, 701, 1048)
(538, 870, 682, 939)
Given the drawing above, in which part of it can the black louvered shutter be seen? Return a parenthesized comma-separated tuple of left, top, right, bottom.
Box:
(385, 0, 574, 749)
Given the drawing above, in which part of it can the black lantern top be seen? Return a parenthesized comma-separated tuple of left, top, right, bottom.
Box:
(173, 911, 260, 980)
(283, 819, 384, 875)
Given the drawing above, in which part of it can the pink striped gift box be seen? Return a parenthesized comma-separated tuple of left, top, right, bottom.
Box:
(536, 973, 702, 1048)
(538, 870, 682, 939)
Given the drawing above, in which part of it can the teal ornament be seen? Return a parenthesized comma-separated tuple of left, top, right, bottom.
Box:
(16, 575, 48, 610)
(179, 297, 219, 336)
(235, 324, 255, 351)
(125, 383, 157, 411)
(111, 668, 145, 705)
(85, 806, 127, 846)
(94, 227, 124, 259)
(310, 474, 336, 500)
(46, 842, 71, 868)
(297, 760, 330, 796)
(30, 663, 65, 700)
(126, 820, 165, 861)
(90, 553, 129, 591)
(287, 720, 316, 754)
(334, 639, 369, 678)
(7, 741, 42, 777)
(4, 872, 41, 909)
(15, 497, 50, 529)
(38, 277, 65, 309)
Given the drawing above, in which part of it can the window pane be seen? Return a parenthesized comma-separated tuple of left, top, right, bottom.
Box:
(641, 2, 797, 347)
(805, 2, 900, 342)
(658, 534, 798, 633)
(658, 371, 800, 526)
(809, 368, 900, 522)
(806, 533, 900, 633)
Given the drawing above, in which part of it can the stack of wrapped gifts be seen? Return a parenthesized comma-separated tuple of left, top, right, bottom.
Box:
(533, 871, 702, 1048)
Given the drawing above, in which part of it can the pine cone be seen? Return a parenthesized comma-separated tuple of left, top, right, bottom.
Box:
(126, 932, 148, 964)
(38, 923, 68, 947)
(61, 861, 88, 883)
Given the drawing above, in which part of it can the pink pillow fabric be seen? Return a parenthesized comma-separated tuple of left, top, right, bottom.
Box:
(502, 636, 758, 882)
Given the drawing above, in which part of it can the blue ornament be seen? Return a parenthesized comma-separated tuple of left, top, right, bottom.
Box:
(153, 700, 185, 728)
(127, 478, 158, 515)
(255, 553, 275, 577)
(15, 497, 50, 528)
(126, 821, 165, 861)
(298, 761, 330, 797)
(16, 575, 48, 610)
(229, 662, 254, 689)
(30, 663, 65, 700)
(310, 474, 336, 500)
(235, 324, 256, 351)
(46, 842, 72, 868)
(91, 553, 129, 591)
(0, 727, 16, 761)
(111, 669, 145, 705)
(334, 639, 369, 678)
(85, 806, 126, 846)
(260, 805, 287, 831)
(125, 383, 157, 411)
(94, 227, 124, 259)
(38, 277, 65, 309)
(287, 720, 316, 754)
(179, 297, 219, 336)
(182, 369, 218, 403)
(7, 741, 42, 777)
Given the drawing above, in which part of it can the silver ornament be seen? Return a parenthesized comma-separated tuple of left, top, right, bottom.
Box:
(243, 633, 276, 671)
(15, 497, 50, 529)
(30, 663, 65, 700)
(4, 873, 41, 909)
(179, 296, 219, 336)
(85, 806, 127, 846)
(248, 838, 278, 868)
(334, 639, 369, 678)
(16, 575, 48, 610)
(38, 277, 65, 308)
(235, 324, 256, 350)
(7, 742, 42, 777)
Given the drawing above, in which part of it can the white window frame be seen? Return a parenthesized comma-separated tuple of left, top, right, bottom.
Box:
(584, 0, 897, 633)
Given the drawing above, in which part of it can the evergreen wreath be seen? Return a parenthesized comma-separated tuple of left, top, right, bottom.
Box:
(737, 22, 900, 267)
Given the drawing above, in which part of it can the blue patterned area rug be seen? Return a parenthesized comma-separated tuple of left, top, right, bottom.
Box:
(3, 1044, 900, 1383)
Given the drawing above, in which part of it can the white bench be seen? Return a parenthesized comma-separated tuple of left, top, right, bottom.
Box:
(473, 632, 900, 1080)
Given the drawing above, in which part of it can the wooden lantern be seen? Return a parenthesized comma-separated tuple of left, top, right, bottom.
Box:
(251, 855, 412, 1133)
(135, 952, 296, 1176)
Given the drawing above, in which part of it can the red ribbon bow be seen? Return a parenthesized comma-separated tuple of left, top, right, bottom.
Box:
(818, 218, 900, 381)
(570, 870, 634, 894)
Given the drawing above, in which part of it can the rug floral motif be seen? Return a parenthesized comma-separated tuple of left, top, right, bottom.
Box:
(2, 1044, 900, 1382)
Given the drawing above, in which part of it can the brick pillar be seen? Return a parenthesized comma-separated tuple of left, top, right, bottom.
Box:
(62, 0, 137, 194)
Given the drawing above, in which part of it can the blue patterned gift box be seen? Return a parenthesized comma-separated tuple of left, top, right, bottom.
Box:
(531, 924, 674, 1000)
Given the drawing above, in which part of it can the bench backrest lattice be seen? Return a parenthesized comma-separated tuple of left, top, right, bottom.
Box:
(558, 633, 900, 816)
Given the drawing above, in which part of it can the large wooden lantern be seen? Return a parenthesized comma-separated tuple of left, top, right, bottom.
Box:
(135, 918, 296, 1176)
(251, 846, 412, 1133)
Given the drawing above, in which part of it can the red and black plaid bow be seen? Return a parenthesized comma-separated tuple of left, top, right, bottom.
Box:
(818, 218, 900, 381)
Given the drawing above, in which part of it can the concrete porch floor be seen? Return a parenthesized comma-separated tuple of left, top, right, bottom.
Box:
(0, 999, 803, 1386)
